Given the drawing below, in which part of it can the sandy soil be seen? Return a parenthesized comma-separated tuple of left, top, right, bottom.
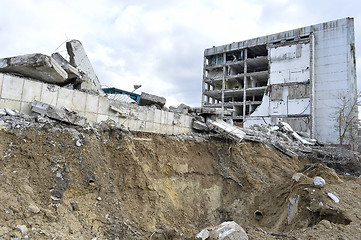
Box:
(0, 122, 360, 239)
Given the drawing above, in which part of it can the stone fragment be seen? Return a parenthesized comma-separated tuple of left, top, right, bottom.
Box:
(327, 192, 340, 203)
(0, 108, 6, 115)
(28, 204, 40, 214)
(208, 221, 248, 240)
(32, 100, 86, 126)
(15, 225, 28, 235)
(138, 92, 166, 108)
(196, 228, 209, 239)
(5, 108, 17, 116)
(313, 176, 326, 187)
(193, 120, 209, 131)
(71, 202, 79, 211)
(318, 219, 332, 229)
(75, 140, 82, 147)
(288, 195, 300, 224)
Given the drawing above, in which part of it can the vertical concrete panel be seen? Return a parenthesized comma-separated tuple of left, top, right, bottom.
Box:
(185, 116, 193, 128)
(22, 80, 42, 102)
(166, 125, 174, 135)
(0, 74, 3, 96)
(313, 20, 354, 144)
(98, 97, 109, 115)
(146, 109, 154, 122)
(84, 112, 98, 123)
(96, 114, 108, 123)
(167, 112, 174, 125)
(137, 108, 147, 121)
(86, 94, 99, 113)
(0, 99, 21, 110)
(160, 111, 168, 125)
(145, 122, 155, 133)
(153, 123, 162, 133)
(72, 91, 87, 112)
(20, 102, 33, 115)
(41, 84, 59, 106)
(57, 88, 74, 109)
(1, 75, 24, 101)
(154, 109, 162, 124)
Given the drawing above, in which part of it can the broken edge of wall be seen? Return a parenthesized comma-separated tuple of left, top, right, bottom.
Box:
(0, 73, 193, 135)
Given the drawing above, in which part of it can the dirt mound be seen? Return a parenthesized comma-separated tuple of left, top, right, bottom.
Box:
(0, 119, 360, 239)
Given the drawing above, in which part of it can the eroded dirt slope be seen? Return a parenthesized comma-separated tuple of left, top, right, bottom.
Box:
(0, 123, 360, 239)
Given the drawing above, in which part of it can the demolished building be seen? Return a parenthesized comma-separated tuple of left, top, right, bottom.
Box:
(0, 40, 193, 134)
(202, 17, 358, 145)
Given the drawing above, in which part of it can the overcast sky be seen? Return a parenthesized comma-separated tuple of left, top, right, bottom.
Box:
(0, 0, 360, 107)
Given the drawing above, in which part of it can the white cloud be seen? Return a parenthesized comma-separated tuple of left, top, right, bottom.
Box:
(0, 0, 360, 107)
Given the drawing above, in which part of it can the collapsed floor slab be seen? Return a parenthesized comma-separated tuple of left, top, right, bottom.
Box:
(0, 53, 69, 84)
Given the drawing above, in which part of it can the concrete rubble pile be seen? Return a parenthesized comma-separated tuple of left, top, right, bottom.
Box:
(196, 221, 248, 240)
(0, 107, 127, 140)
(191, 109, 318, 158)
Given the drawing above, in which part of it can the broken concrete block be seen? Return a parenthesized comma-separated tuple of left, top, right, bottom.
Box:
(196, 228, 209, 239)
(0, 53, 68, 84)
(66, 40, 104, 96)
(209, 221, 248, 240)
(51, 53, 81, 81)
(31, 100, 86, 126)
(138, 92, 166, 108)
(272, 142, 298, 158)
(207, 118, 246, 141)
(192, 120, 209, 131)
(28, 204, 40, 214)
(327, 192, 340, 203)
(288, 195, 300, 224)
(313, 176, 326, 187)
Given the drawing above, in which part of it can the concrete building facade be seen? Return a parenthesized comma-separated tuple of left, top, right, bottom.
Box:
(202, 17, 357, 144)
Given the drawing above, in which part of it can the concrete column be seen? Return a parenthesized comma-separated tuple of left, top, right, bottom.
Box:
(243, 49, 248, 122)
(310, 33, 315, 138)
(201, 57, 207, 107)
(221, 52, 226, 117)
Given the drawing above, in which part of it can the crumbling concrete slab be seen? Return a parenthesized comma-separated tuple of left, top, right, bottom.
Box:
(192, 120, 209, 131)
(32, 100, 86, 126)
(0, 54, 68, 84)
(66, 40, 104, 96)
(138, 92, 166, 108)
(51, 53, 81, 81)
(207, 118, 246, 141)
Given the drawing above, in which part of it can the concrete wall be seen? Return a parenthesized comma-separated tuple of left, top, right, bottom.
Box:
(0, 73, 193, 134)
(313, 18, 358, 143)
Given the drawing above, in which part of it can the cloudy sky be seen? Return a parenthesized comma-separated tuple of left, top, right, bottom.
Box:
(0, 0, 360, 107)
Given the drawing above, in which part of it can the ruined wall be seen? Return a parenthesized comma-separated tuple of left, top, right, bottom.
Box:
(312, 18, 358, 144)
(245, 42, 311, 134)
(242, 18, 357, 143)
(0, 73, 193, 134)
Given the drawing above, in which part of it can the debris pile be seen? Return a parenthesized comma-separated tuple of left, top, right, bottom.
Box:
(196, 221, 248, 240)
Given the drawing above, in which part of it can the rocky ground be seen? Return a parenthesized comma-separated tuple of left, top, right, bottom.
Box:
(0, 112, 360, 239)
